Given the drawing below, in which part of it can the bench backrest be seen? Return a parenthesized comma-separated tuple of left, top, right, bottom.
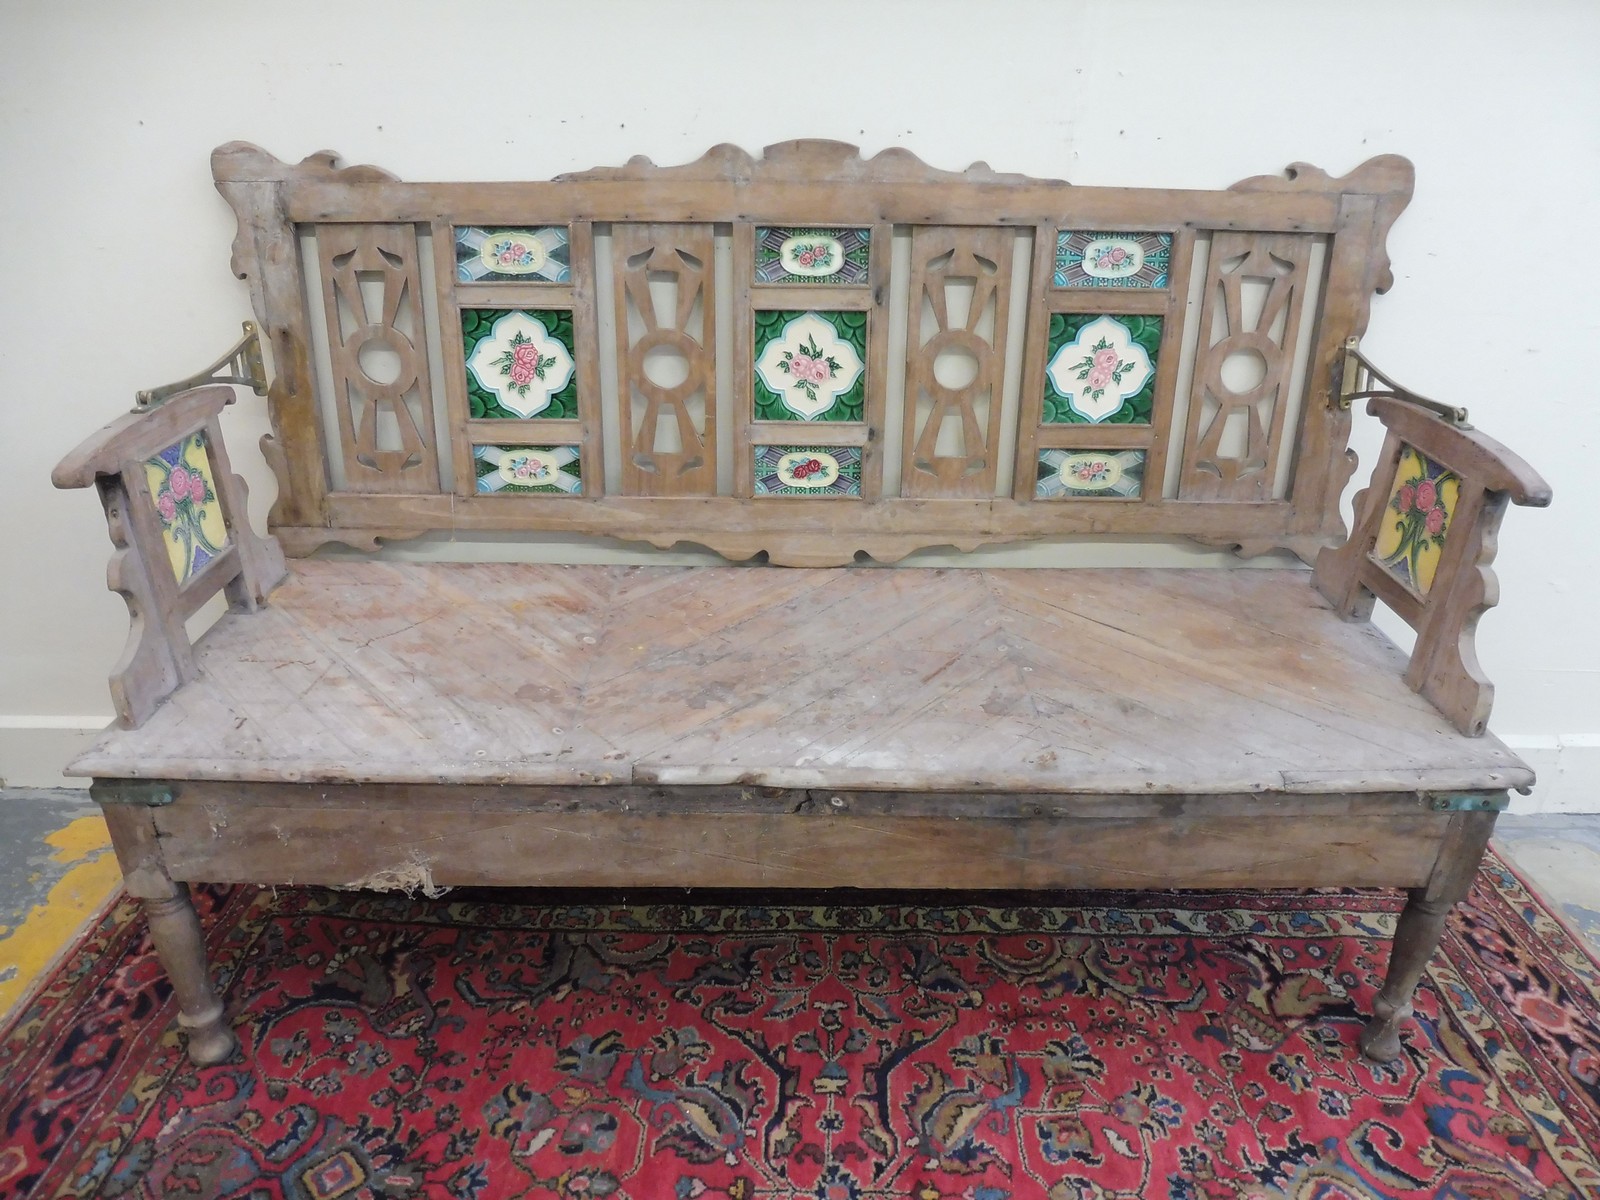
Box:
(215, 139, 1413, 565)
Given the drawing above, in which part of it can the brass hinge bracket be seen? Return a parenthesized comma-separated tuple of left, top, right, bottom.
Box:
(133, 321, 266, 413)
(1427, 791, 1509, 813)
(1335, 337, 1470, 427)
(90, 780, 178, 807)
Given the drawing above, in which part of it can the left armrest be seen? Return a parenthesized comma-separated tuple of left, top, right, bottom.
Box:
(1314, 394, 1551, 736)
(54, 386, 287, 727)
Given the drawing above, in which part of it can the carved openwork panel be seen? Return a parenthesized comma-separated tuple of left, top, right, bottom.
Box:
(612, 224, 716, 496)
(1179, 232, 1312, 500)
(902, 227, 1016, 498)
(213, 141, 1419, 562)
(315, 224, 440, 494)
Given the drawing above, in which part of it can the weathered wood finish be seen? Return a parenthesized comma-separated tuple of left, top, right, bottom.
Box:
(1314, 397, 1552, 735)
(211, 140, 1422, 563)
(147, 785, 1453, 893)
(67, 561, 1533, 794)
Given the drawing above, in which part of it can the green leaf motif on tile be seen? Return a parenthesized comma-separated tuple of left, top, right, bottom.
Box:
(1042, 312, 1163, 425)
(461, 308, 579, 420)
(752, 309, 867, 422)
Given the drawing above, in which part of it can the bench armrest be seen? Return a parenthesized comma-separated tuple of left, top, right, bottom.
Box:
(54, 386, 287, 727)
(1314, 392, 1551, 736)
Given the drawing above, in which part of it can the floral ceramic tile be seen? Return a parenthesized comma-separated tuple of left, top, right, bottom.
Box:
(1372, 445, 1460, 595)
(753, 310, 867, 421)
(144, 433, 230, 583)
(473, 444, 582, 495)
(462, 309, 578, 420)
(754, 228, 870, 286)
(455, 227, 571, 284)
(753, 446, 863, 497)
(1043, 313, 1162, 424)
(1035, 449, 1146, 499)
(1053, 232, 1172, 289)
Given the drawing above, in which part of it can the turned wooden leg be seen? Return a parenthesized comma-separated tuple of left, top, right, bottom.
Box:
(97, 800, 236, 1067)
(143, 883, 237, 1065)
(1360, 808, 1497, 1063)
(1360, 889, 1452, 1061)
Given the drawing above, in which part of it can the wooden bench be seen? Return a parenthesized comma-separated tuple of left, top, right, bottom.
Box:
(53, 140, 1550, 1069)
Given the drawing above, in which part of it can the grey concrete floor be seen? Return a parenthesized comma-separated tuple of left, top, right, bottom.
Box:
(1493, 814, 1600, 951)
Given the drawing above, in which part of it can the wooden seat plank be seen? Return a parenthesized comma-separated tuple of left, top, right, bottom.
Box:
(68, 562, 1532, 795)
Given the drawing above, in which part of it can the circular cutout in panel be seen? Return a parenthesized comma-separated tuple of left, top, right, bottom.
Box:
(642, 345, 691, 389)
(357, 339, 404, 385)
(932, 345, 981, 390)
(1219, 348, 1268, 395)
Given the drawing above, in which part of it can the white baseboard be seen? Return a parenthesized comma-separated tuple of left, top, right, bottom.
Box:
(0, 719, 109, 789)
(3, 722, 1597, 813)
(1500, 735, 1600, 814)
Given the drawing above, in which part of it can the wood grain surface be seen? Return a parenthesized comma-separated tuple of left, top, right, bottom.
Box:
(68, 562, 1532, 794)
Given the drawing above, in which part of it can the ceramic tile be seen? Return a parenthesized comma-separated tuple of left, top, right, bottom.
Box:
(1372, 445, 1461, 596)
(753, 446, 863, 497)
(1054, 231, 1172, 289)
(1042, 313, 1162, 424)
(753, 310, 867, 422)
(462, 309, 578, 420)
(143, 433, 230, 583)
(473, 444, 583, 495)
(1035, 449, 1146, 499)
(455, 227, 571, 284)
(755, 227, 870, 286)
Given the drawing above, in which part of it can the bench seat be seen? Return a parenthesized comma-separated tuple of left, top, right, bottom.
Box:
(69, 561, 1530, 796)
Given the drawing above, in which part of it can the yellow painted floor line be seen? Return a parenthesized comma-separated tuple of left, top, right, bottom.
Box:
(0, 814, 122, 1022)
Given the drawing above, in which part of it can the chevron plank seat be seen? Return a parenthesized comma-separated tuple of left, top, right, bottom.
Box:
(55, 140, 1549, 1068)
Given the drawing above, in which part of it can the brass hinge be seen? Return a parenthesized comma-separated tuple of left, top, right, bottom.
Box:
(133, 321, 266, 413)
(1335, 337, 1470, 427)
(90, 780, 178, 807)
(1427, 791, 1509, 813)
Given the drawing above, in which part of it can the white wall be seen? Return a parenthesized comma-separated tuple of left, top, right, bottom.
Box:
(2, 0, 1595, 807)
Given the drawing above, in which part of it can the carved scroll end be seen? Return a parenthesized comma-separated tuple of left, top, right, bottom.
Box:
(259, 430, 294, 529)
(212, 142, 400, 185)
(1229, 154, 1414, 200)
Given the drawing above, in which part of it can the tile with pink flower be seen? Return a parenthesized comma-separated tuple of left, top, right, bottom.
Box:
(462, 309, 577, 420)
(143, 434, 229, 583)
(1043, 313, 1162, 424)
(1372, 446, 1461, 595)
(753, 310, 867, 422)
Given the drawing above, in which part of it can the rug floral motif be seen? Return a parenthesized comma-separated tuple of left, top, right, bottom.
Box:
(1, 851, 1596, 1198)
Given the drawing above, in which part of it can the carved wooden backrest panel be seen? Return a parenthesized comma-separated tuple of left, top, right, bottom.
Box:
(1180, 232, 1313, 501)
(212, 141, 1414, 564)
(614, 224, 717, 496)
(315, 224, 440, 493)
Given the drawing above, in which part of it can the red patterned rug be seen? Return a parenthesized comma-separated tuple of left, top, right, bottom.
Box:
(2, 849, 1597, 1199)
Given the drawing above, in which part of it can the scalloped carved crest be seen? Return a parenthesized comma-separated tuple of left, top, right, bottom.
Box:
(559, 138, 1056, 187)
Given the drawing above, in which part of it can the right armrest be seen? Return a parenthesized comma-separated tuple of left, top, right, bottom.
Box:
(1313, 393, 1551, 737)
(54, 386, 286, 727)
